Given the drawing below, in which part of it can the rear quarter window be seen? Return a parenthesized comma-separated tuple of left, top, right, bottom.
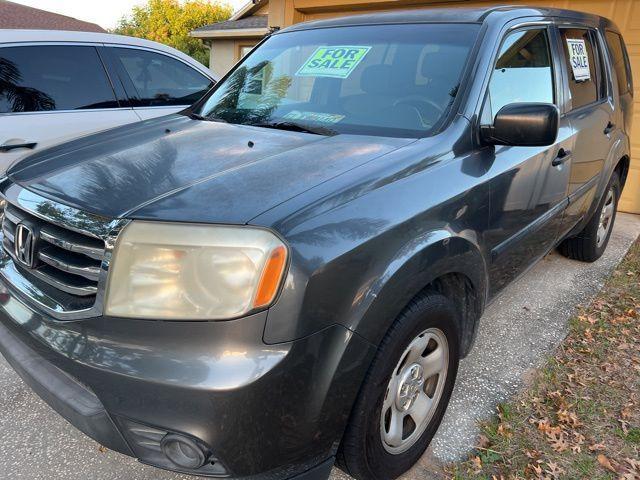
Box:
(605, 31, 632, 95)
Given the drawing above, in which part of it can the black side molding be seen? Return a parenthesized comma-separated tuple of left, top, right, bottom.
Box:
(491, 199, 568, 261)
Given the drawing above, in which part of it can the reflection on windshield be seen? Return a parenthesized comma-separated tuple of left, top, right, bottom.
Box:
(196, 23, 480, 138)
(207, 61, 292, 124)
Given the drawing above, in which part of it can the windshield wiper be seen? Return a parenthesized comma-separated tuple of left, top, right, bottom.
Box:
(253, 121, 336, 136)
(185, 111, 207, 121)
(184, 111, 227, 123)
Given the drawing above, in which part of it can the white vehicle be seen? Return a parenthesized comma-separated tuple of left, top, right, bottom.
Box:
(0, 30, 217, 168)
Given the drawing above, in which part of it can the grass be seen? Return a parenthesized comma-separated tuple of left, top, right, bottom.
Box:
(448, 239, 640, 479)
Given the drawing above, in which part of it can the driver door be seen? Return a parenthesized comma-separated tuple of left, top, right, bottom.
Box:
(482, 26, 573, 295)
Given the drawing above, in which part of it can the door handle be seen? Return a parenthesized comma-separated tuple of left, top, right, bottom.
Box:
(0, 142, 37, 153)
(552, 148, 571, 167)
(604, 122, 615, 135)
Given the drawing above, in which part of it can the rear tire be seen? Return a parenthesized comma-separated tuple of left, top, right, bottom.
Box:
(558, 172, 620, 263)
(336, 292, 459, 480)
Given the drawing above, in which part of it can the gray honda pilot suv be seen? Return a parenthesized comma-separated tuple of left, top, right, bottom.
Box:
(0, 6, 633, 480)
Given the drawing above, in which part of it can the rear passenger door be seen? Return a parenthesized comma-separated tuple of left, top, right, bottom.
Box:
(556, 26, 615, 231)
(105, 47, 214, 120)
(0, 44, 140, 170)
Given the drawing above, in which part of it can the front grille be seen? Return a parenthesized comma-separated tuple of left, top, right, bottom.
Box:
(1, 202, 106, 308)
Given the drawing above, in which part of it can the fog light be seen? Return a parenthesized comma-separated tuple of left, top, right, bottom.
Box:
(160, 434, 207, 469)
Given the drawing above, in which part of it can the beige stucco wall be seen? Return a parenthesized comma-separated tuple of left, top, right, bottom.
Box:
(208, 37, 263, 78)
(208, 40, 237, 78)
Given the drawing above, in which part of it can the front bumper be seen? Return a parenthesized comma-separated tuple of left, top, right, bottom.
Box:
(0, 282, 374, 479)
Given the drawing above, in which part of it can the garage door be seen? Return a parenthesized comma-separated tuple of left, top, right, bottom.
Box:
(296, 0, 640, 213)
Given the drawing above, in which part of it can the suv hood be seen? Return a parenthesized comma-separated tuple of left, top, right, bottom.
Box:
(7, 115, 413, 224)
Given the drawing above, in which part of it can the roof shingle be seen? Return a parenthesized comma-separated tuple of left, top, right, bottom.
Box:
(0, 0, 105, 32)
(192, 14, 267, 33)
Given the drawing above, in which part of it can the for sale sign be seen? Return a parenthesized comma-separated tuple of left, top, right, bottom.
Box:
(566, 39, 591, 81)
(296, 46, 371, 79)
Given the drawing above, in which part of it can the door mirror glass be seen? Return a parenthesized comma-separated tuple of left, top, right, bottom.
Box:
(481, 102, 559, 146)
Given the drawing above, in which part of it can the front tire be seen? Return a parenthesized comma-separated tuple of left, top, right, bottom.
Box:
(558, 172, 620, 262)
(336, 292, 460, 480)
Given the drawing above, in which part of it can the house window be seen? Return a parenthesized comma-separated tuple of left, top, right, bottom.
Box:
(240, 45, 254, 58)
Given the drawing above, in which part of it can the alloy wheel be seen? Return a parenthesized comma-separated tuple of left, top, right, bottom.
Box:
(597, 188, 615, 248)
(380, 328, 449, 454)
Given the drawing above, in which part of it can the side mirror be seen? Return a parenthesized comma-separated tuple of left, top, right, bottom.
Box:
(481, 103, 559, 147)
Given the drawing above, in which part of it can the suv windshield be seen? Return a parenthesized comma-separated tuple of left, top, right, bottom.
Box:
(196, 23, 480, 138)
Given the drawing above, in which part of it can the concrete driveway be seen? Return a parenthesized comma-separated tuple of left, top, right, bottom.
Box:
(1, 213, 639, 480)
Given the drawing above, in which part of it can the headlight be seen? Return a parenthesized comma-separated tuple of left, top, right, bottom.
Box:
(105, 221, 288, 320)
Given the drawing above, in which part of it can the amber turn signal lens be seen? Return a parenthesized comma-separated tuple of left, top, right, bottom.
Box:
(253, 245, 288, 309)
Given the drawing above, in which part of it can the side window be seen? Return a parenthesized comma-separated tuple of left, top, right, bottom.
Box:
(560, 28, 603, 110)
(0, 45, 117, 114)
(605, 31, 632, 95)
(112, 48, 214, 107)
(484, 28, 554, 122)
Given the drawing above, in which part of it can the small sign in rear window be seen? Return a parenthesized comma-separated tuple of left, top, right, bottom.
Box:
(566, 39, 591, 81)
(296, 46, 371, 79)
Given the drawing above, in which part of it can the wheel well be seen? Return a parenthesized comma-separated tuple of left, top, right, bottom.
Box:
(424, 272, 481, 357)
(615, 155, 630, 190)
